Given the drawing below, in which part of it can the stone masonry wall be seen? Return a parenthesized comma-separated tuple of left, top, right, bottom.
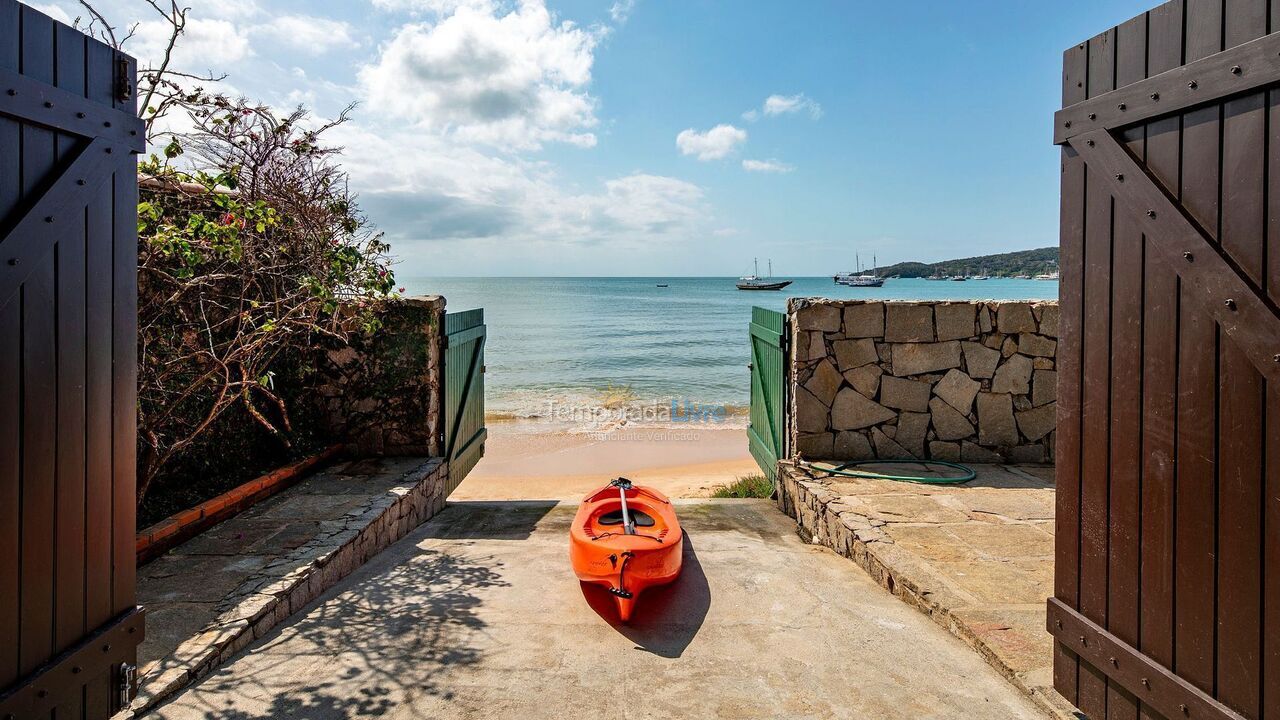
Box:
(789, 299, 1058, 464)
(314, 296, 446, 456)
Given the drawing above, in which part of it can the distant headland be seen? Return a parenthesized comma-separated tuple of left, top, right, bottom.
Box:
(871, 247, 1058, 278)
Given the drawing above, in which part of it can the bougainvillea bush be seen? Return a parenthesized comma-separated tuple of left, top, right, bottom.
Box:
(136, 98, 396, 502)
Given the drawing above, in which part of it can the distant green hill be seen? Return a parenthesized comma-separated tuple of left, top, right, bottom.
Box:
(871, 247, 1058, 278)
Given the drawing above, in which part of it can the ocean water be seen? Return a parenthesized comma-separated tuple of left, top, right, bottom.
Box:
(399, 276, 1058, 423)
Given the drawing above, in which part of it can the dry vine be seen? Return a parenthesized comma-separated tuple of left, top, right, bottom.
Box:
(78, 1, 397, 501)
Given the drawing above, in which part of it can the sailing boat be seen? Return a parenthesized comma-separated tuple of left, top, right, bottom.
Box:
(834, 253, 885, 287)
(737, 258, 793, 291)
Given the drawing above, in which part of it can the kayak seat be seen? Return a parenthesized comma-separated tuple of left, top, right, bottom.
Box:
(598, 509, 656, 527)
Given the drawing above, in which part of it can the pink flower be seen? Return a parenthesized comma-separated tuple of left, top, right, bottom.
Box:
(398, 287, 406, 293)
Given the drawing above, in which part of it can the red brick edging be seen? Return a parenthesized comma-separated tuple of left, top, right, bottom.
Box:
(136, 444, 348, 564)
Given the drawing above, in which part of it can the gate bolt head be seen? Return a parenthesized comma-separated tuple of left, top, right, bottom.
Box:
(43, 101, 52, 108)
(5, 89, 13, 96)
(1147, 210, 1157, 218)
(1141, 678, 1150, 688)
(1225, 298, 1237, 310)
(1150, 92, 1159, 100)
(1115, 173, 1124, 182)
(1183, 251, 1193, 261)
(1064, 120, 1071, 128)
(7, 258, 18, 266)
(1088, 112, 1096, 120)
(1188, 80, 1198, 89)
(1118, 102, 1127, 110)
(1231, 65, 1242, 75)
(1180, 704, 1189, 715)
(1086, 140, 1095, 147)
(1109, 657, 1118, 666)
(1273, 353, 1280, 362)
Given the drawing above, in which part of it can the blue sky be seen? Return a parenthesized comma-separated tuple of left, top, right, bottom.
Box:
(33, 0, 1157, 276)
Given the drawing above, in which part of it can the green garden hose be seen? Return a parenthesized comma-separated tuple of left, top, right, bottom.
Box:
(804, 459, 976, 485)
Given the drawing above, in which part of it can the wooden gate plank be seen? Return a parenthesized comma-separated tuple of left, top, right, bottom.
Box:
(1106, 15, 1147, 720)
(1078, 26, 1116, 720)
(1054, 38, 1088, 709)
(1266, 8, 1280, 717)
(1175, 0, 1221, 697)
(0, 0, 18, 692)
(1215, 2, 1266, 715)
(1137, 5, 1182, 720)
(112, 156, 138, 616)
(17, 5, 58, 681)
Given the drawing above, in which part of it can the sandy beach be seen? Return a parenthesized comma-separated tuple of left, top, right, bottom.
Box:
(451, 422, 759, 500)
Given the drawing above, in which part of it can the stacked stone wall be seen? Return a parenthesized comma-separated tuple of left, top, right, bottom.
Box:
(314, 296, 446, 456)
(789, 299, 1058, 463)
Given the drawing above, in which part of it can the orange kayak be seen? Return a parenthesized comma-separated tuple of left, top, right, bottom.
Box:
(569, 478, 684, 622)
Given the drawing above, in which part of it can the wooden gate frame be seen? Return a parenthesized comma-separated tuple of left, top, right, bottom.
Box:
(443, 309, 486, 493)
(748, 306, 787, 480)
(1052, 10, 1278, 720)
(0, 4, 146, 717)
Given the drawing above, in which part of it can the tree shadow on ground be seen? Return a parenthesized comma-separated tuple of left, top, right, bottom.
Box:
(579, 534, 710, 659)
(153, 543, 509, 720)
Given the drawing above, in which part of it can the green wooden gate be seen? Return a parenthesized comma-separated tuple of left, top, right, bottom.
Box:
(444, 309, 486, 493)
(748, 307, 787, 480)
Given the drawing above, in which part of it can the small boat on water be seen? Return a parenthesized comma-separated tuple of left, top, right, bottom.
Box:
(1035, 272, 1060, 280)
(834, 253, 885, 287)
(570, 478, 684, 622)
(656, 284, 669, 287)
(737, 258, 793, 291)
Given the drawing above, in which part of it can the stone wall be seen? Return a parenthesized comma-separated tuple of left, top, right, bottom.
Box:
(789, 299, 1058, 464)
(314, 296, 446, 456)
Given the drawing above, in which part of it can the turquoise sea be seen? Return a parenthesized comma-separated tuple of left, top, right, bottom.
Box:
(400, 276, 1058, 421)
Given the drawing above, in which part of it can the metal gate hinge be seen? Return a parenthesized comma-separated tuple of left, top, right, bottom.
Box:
(118, 662, 136, 709)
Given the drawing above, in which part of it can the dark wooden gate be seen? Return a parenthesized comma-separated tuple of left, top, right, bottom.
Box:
(443, 308, 486, 493)
(0, 2, 145, 717)
(1053, 2, 1279, 719)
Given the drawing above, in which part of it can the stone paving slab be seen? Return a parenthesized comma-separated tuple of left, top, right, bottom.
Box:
(147, 500, 1046, 720)
(776, 460, 1074, 719)
(131, 456, 449, 716)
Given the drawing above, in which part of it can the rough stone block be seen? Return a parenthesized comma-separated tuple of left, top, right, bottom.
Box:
(992, 354, 1032, 395)
(804, 359, 843, 406)
(891, 341, 961, 377)
(880, 375, 932, 412)
(1017, 333, 1057, 358)
(961, 441, 1004, 463)
(1032, 357, 1054, 370)
(797, 432, 835, 458)
(796, 387, 830, 432)
(797, 303, 842, 332)
(1032, 369, 1057, 407)
(843, 364, 882, 397)
(1015, 402, 1056, 442)
(933, 369, 980, 414)
(929, 397, 975, 441)
(895, 412, 930, 458)
(842, 302, 885, 338)
(996, 303, 1036, 333)
(831, 388, 896, 430)
(833, 338, 878, 370)
(977, 392, 1019, 447)
(835, 430, 875, 459)
(929, 441, 961, 461)
(962, 341, 1000, 379)
(1008, 444, 1047, 464)
(934, 303, 977, 342)
(978, 305, 993, 333)
(1037, 304, 1060, 337)
(872, 427, 912, 460)
(884, 304, 934, 342)
(796, 331, 826, 362)
(1001, 336, 1018, 358)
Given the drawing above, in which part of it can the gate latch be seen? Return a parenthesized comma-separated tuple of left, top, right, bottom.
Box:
(118, 662, 136, 708)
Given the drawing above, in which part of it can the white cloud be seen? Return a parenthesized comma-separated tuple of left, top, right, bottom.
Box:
(370, 0, 495, 13)
(27, 3, 72, 23)
(358, 1, 600, 150)
(256, 15, 359, 55)
(744, 93, 822, 121)
(742, 158, 794, 173)
(676, 124, 747, 161)
(131, 17, 253, 69)
(329, 123, 707, 251)
(609, 0, 637, 23)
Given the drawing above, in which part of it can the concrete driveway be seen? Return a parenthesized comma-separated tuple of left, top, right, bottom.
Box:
(149, 500, 1044, 719)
